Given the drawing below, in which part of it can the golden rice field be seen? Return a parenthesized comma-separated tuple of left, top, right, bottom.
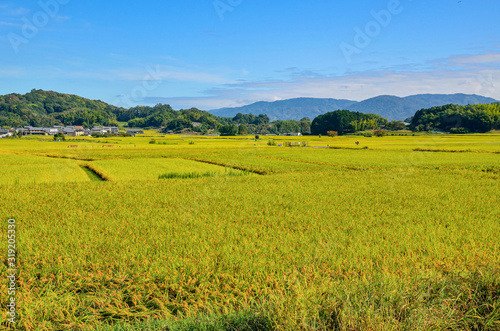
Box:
(0, 133, 499, 330)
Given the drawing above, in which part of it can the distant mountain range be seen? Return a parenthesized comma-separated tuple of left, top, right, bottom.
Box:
(209, 94, 498, 121)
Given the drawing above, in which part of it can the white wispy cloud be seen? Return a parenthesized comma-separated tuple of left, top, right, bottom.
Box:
(107, 66, 229, 84)
(0, 64, 231, 85)
(449, 53, 500, 65)
(139, 52, 500, 110)
(2, 51, 498, 110)
(0, 21, 21, 27)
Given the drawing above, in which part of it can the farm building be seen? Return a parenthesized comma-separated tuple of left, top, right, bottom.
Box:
(127, 129, 145, 137)
(0, 129, 11, 138)
(63, 126, 85, 137)
(91, 126, 106, 135)
(103, 126, 119, 134)
(22, 126, 59, 135)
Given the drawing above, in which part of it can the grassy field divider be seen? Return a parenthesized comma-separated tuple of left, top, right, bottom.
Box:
(79, 163, 111, 181)
(158, 169, 251, 180)
(9, 150, 99, 161)
(183, 157, 273, 175)
(327, 146, 367, 150)
(413, 148, 500, 154)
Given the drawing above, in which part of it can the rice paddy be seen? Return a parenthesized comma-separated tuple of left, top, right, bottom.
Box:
(0, 133, 499, 330)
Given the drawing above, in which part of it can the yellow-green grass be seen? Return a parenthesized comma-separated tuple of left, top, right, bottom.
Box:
(0, 152, 91, 185)
(0, 133, 499, 330)
(3, 132, 498, 157)
(1, 170, 499, 330)
(174, 148, 499, 177)
(267, 133, 500, 152)
(88, 158, 252, 181)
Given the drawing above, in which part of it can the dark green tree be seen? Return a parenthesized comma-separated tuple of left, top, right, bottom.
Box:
(311, 110, 387, 135)
(53, 132, 65, 141)
(220, 124, 238, 136)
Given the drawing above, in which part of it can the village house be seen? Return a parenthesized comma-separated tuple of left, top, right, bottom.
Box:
(22, 126, 59, 135)
(91, 126, 106, 135)
(11, 125, 122, 137)
(89, 126, 119, 135)
(63, 126, 85, 137)
(0, 129, 11, 138)
(44, 127, 60, 135)
(126, 129, 145, 137)
(103, 126, 119, 134)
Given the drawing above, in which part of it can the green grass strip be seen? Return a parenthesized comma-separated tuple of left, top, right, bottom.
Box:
(80, 165, 106, 181)
(159, 169, 251, 180)
(92, 310, 273, 331)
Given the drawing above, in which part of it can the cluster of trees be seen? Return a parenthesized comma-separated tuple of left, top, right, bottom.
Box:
(217, 117, 312, 136)
(311, 110, 388, 135)
(0, 89, 121, 128)
(271, 118, 311, 134)
(126, 105, 222, 134)
(232, 113, 270, 125)
(386, 120, 407, 131)
(410, 103, 500, 133)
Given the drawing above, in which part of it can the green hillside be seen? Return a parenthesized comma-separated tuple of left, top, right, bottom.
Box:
(0, 90, 227, 132)
(410, 103, 500, 133)
(0, 89, 123, 128)
(0, 90, 298, 134)
(210, 94, 498, 121)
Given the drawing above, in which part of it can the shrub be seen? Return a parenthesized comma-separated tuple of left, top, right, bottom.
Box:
(374, 129, 388, 137)
(450, 127, 470, 134)
(327, 131, 338, 137)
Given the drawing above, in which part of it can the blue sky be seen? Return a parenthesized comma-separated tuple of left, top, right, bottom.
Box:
(1, 0, 499, 110)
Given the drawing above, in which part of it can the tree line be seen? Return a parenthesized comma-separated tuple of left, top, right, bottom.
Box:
(410, 103, 500, 133)
(0, 90, 313, 135)
(2, 90, 498, 135)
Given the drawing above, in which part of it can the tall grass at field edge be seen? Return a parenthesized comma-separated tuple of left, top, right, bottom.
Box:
(158, 169, 251, 180)
(91, 310, 273, 331)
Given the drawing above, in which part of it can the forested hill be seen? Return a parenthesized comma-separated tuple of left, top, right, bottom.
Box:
(410, 103, 500, 133)
(3, 90, 498, 134)
(0, 90, 124, 127)
(0, 89, 228, 130)
(209, 94, 498, 121)
(210, 98, 357, 122)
